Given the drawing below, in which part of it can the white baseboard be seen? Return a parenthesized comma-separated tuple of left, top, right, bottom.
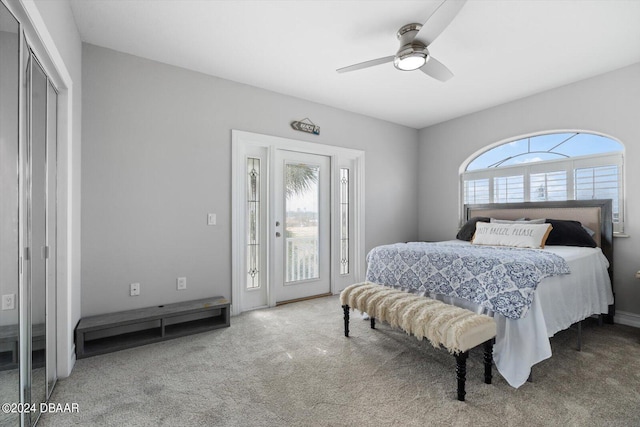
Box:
(614, 310, 640, 328)
(58, 347, 76, 379)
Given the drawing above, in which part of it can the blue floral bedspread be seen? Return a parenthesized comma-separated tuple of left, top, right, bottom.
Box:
(365, 242, 570, 319)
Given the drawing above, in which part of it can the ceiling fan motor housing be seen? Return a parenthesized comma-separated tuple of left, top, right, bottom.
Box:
(394, 23, 429, 71)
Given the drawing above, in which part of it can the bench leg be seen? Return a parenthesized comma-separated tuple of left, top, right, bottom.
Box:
(370, 317, 375, 329)
(483, 339, 493, 384)
(576, 320, 582, 352)
(342, 305, 350, 337)
(455, 351, 469, 401)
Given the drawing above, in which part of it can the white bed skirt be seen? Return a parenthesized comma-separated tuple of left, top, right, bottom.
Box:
(494, 245, 613, 388)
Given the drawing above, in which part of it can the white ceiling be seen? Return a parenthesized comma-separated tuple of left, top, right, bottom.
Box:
(68, 0, 640, 129)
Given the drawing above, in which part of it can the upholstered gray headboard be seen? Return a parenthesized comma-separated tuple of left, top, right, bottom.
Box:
(464, 200, 613, 266)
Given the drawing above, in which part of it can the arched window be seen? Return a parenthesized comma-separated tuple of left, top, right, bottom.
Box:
(461, 132, 624, 232)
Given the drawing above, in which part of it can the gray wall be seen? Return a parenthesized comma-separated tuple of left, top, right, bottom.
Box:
(418, 63, 640, 318)
(81, 44, 418, 316)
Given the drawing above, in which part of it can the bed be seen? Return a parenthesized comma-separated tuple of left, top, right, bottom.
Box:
(364, 200, 614, 388)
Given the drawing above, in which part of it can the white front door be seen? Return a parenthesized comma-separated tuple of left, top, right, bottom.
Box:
(232, 130, 365, 315)
(273, 150, 331, 302)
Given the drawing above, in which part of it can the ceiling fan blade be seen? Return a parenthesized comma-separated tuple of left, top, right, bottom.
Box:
(336, 56, 395, 73)
(420, 56, 454, 82)
(414, 0, 467, 46)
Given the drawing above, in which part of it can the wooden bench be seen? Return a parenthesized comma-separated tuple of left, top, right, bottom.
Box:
(340, 282, 497, 401)
(75, 297, 230, 359)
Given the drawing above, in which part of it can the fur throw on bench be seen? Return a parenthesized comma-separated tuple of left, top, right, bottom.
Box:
(340, 282, 496, 354)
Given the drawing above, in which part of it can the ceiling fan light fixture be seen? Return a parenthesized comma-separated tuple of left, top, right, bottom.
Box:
(393, 43, 429, 71)
(393, 51, 427, 71)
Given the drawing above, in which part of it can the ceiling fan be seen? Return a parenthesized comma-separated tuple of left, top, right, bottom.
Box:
(336, 0, 466, 82)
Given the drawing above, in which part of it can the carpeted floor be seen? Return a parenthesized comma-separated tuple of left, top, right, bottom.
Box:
(38, 295, 640, 426)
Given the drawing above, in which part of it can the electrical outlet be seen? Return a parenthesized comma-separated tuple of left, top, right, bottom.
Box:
(130, 283, 140, 296)
(2, 294, 15, 310)
(177, 277, 187, 290)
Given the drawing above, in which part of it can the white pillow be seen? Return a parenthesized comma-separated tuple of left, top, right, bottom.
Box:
(490, 218, 546, 224)
(472, 222, 553, 249)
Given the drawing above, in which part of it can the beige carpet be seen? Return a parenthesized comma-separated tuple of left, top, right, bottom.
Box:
(39, 295, 640, 426)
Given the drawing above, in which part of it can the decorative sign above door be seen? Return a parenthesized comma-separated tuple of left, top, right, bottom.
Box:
(290, 118, 320, 135)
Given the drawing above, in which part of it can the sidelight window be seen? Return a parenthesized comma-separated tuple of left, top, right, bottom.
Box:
(340, 168, 349, 275)
(247, 157, 261, 289)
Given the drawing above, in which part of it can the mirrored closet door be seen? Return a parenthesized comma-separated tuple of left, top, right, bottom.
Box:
(1, 3, 22, 425)
(24, 46, 58, 427)
(1, 1, 58, 425)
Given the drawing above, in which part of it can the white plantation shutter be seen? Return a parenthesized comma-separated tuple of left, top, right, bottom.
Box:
(494, 175, 524, 203)
(575, 165, 620, 222)
(464, 179, 490, 204)
(530, 171, 567, 201)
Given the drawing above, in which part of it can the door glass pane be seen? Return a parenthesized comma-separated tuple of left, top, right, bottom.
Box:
(0, 4, 20, 426)
(246, 157, 260, 290)
(285, 163, 319, 283)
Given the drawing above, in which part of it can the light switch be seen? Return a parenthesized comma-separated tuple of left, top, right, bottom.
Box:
(207, 213, 216, 226)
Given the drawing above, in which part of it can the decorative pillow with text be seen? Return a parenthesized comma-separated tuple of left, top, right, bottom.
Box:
(472, 222, 553, 249)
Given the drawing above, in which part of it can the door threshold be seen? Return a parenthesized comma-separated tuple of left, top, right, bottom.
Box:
(276, 292, 333, 306)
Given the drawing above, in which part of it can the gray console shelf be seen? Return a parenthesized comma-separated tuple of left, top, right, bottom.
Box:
(75, 297, 230, 359)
